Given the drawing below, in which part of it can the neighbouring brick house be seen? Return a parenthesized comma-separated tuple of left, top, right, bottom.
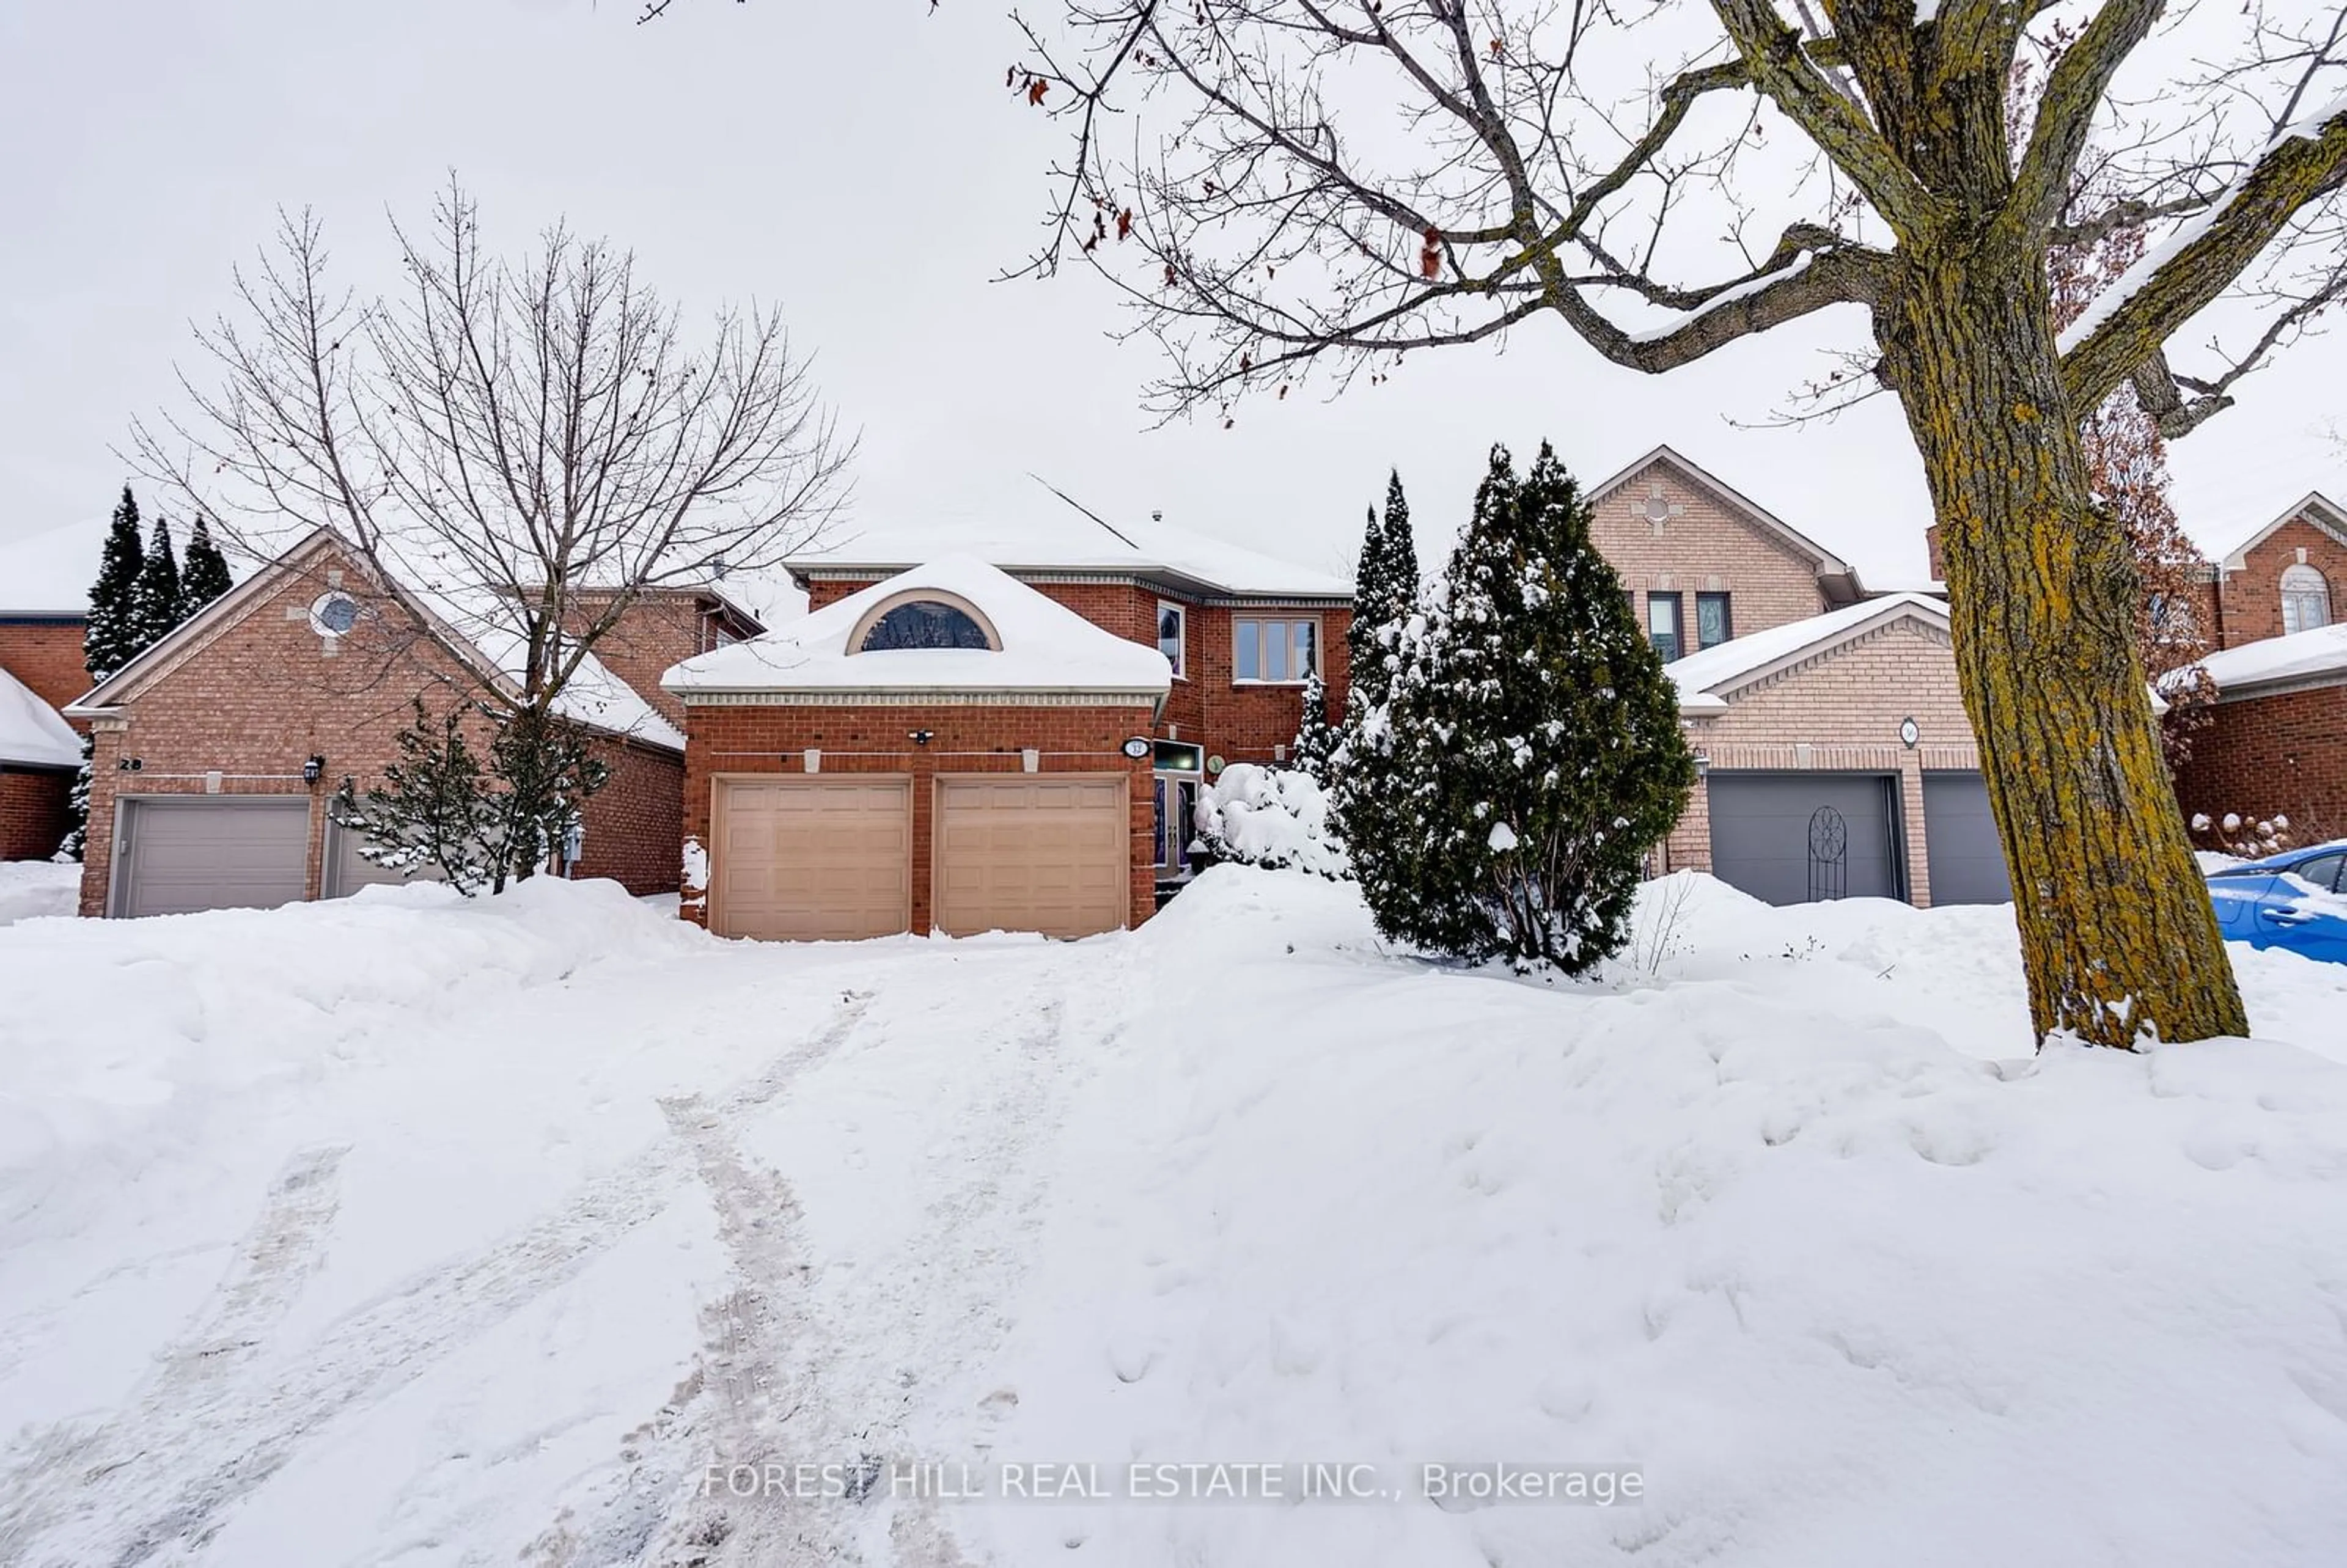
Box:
(65, 530, 755, 917)
(0, 525, 101, 860)
(2170, 617, 2347, 847)
(1593, 448, 2004, 908)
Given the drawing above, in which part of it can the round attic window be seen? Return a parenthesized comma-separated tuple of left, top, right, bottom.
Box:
(1643, 494, 1673, 523)
(309, 591, 362, 637)
(858, 599, 994, 651)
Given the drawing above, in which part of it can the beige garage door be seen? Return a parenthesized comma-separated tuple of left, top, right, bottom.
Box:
(116, 797, 311, 918)
(935, 776, 1130, 939)
(713, 777, 911, 940)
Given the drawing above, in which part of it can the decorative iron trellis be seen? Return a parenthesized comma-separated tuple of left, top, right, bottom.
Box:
(1807, 805, 1848, 903)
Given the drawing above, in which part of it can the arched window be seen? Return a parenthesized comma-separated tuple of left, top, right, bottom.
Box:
(856, 598, 996, 651)
(2281, 563, 2332, 636)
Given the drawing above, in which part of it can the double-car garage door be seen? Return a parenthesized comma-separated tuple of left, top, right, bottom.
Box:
(111, 797, 446, 917)
(1703, 769, 2010, 907)
(711, 775, 1129, 942)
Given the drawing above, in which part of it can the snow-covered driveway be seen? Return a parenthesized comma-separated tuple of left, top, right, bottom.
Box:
(3, 869, 2346, 1566)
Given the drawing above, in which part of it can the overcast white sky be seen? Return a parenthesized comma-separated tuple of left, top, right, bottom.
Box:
(2, 0, 2340, 603)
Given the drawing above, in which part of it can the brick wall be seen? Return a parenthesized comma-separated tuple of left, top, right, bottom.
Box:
(79, 543, 683, 914)
(679, 700, 1157, 934)
(0, 618, 93, 715)
(572, 737, 685, 894)
(2209, 514, 2347, 649)
(803, 573, 1353, 767)
(1662, 618, 1982, 907)
(561, 591, 755, 729)
(2170, 683, 2347, 842)
(1590, 458, 1831, 640)
(0, 767, 71, 860)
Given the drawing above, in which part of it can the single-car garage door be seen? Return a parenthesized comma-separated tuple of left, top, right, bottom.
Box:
(114, 797, 311, 917)
(935, 775, 1130, 938)
(1921, 771, 2011, 906)
(1706, 772, 1901, 905)
(713, 777, 911, 940)
(325, 820, 449, 899)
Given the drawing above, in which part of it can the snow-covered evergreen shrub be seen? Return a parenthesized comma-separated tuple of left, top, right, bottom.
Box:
(1288, 674, 1340, 783)
(1195, 764, 1349, 878)
(1332, 442, 1693, 974)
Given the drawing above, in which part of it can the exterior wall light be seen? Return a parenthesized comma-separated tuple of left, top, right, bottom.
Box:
(1692, 750, 1710, 779)
(1900, 717, 1920, 749)
(909, 730, 935, 747)
(303, 755, 327, 785)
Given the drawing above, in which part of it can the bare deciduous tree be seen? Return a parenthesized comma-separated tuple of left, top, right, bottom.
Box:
(133, 181, 853, 736)
(971, 0, 2346, 1047)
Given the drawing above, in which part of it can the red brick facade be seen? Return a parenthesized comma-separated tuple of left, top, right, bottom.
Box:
(804, 574, 1353, 770)
(76, 538, 686, 915)
(2170, 683, 2347, 844)
(0, 618, 94, 714)
(0, 767, 71, 860)
(678, 702, 1158, 933)
(2202, 513, 2347, 650)
(561, 589, 762, 729)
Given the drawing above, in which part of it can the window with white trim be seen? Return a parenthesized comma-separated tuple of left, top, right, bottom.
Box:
(1157, 601, 1187, 678)
(2281, 563, 2332, 636)
(1233, 616, 1319, 683)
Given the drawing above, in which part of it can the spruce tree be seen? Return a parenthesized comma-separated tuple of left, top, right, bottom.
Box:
(333, 699, 499, 893)
(486, 708, 611, 892)
(1288, 673, 1339, 782)
(1346, 471, 1420, 715)
(84, 485, 145, 683)
(131, 515, 185, 651)
(180, 515, 235, 612)
(1338, 442, 1692, 975)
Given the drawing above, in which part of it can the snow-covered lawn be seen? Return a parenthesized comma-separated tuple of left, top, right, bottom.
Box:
(2, 870, 2345, 1565)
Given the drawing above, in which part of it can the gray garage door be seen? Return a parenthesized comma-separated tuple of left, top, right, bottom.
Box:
(326, 820, 449, 899)
(115, 797, 310, 917)
(1921, 771, 2011, 906)
(1707, 772, 1901, 905)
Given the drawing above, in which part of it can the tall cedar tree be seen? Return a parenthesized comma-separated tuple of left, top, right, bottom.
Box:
(1339, 443, 1692, 973)
(84, 486, 145, 683)
(180, 515, 235, 613)
(1287, 673, 1338, 782)
(1346, 470, 1419, 714)
(131, 515, 184, 651)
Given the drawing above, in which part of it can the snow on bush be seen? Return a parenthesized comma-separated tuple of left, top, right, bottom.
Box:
(1194, 764, 1349, 878)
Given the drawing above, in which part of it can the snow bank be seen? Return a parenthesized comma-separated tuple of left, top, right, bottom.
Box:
(0, 876, 708, 1194)
(1194, 763, 1350, 877)
(0, 860, 77, 926)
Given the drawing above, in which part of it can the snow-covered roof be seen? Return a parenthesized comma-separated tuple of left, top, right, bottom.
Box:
(69, 529, 686, 753)
(1665, 592, 1950, 713)
(0, 667, 81, 769)
(663, 555, 1173, 700)
(788, 497, 1352, 602)
(2195, 620, 2347, 697)
(0, 521, 105, 617)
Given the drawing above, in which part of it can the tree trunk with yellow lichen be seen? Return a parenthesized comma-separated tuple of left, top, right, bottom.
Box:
(1881, 257, 2247, 1049)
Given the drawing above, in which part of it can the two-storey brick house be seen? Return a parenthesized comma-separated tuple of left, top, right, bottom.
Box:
(661, 513, 1353, 940)
(0, 526, 98, 860)
(1591, 447, 2008, 909)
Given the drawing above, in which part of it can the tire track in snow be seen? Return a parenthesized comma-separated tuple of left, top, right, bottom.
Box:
(580, 959, 1093, 1568)
(0, 991, 875, 1568)
(0, 1142, 348, 1561)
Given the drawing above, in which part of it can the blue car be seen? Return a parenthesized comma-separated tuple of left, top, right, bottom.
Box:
(2206, 841, 2347, 965)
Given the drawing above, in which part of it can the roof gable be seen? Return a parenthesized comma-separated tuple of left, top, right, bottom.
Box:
(2214, 491, 2347, 571)
(68, 529, 685, 752)
(664, 555, 1174, 698)
(1588, 444, 1859, 598)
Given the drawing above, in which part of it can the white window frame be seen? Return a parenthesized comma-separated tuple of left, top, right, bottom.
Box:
(2280, 563, 2332, 637)
(1156, 600, 1188, 680)
(1232, 615, 1321, 685)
